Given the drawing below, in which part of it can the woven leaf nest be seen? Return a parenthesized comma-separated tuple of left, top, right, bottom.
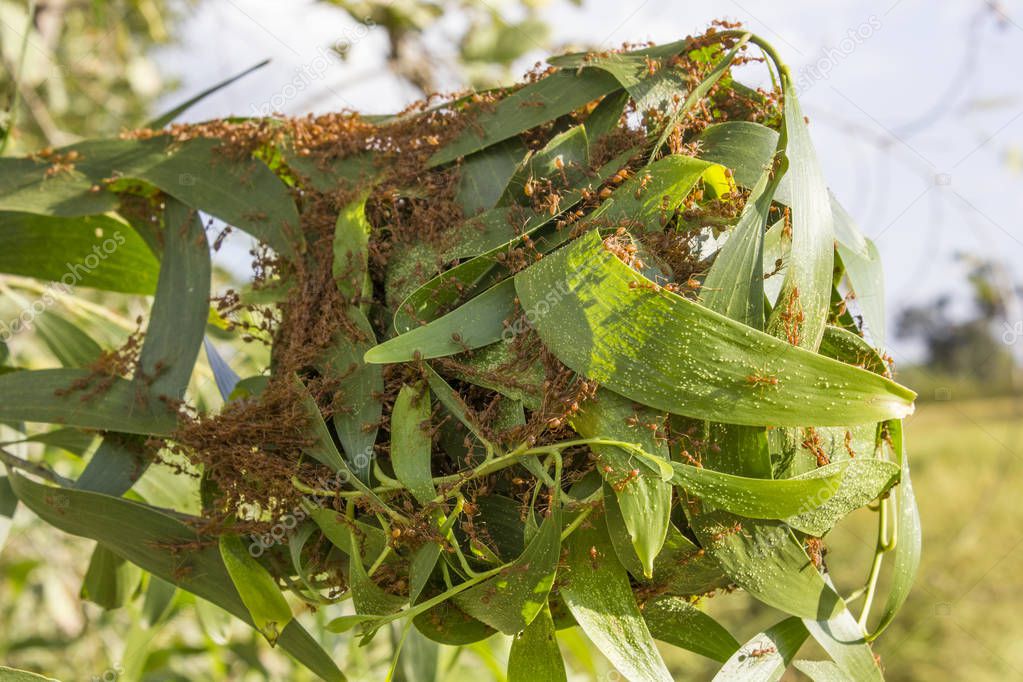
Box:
(0, 22, 918, 682)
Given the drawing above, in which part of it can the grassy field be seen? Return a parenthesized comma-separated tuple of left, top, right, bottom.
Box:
(656, 396, 1023, 680)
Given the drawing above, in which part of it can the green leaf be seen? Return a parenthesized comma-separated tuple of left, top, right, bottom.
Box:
(0, 475, 17, 550)
(0, 156, 118, 217)
(81, 542, 142, 610)
(548, 47, 696, 114)
(453, 510, 562, 635)
(515, 230, 915, 427)
(571, 388, 670, 578)
(646, 523, 730, 595)
(0, 212, 158, 293)
(365, 278, 516, 363)
(643, 595, 739, 662)
(333, 195, 373, 308)
(0, 369, 177, 435)
(138, 198, 211, 400)
(425, 365, 493, 452)
(583, 90, 630, 151)
(697, 121, 785, 193)
(671, 461, 843, 519)
(147, 59, 270, 128)
(786, 459, 900, 535)
(288, 522, 333, 604)
(764, 75, 833, 350)
(409, 542, 443, 604)
(560, 515, 672, 682)
(348, 532, 407, 616)
(835, 228, 886, 346)
(649, 35, 751, 161)
(76, 198, 210, 496)
(391, 382, 436, 505)
(34, 311, 102, 368)
(9, 473, 344, 681)
(395, 625, 440, 682)
(498, 124, 589, 206)
(690, 511, 842, 620)
(326, 613, 380, 633)
(412, 600, 495, 645)
(322, 308, 383, 483)
(74, 435, 149, 496)
(803, 605, 882, 682)
(508, 602, 567, 682)
(307, 507, 387, 561)
(712, 617, 808, 681)
(0, 137, 301, 259)
(18, 427, 95, 457)
(794, 660, 853, 681)
(818, 326, 888, 375)
(219, 534, 294, 644)
(702, 166, 780, 329)
(697, 122, 885, 345)
(142, 575, 178, 626)
(579, 155, 730, 233)
(293, 374, 353, 473)
(429, 69, 620, 166)
(393, 149, 635, 334)
(870, 420, 921, 639)
(455, 138, 527, 215)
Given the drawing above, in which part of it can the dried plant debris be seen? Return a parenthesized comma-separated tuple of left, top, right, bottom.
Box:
(0, 22, 918, 682)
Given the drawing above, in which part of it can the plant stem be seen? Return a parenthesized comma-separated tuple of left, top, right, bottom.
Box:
(859, 496, 894, 630)
(0, 447, 74, 487)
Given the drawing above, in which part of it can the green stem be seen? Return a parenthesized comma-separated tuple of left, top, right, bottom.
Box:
(858, 496, 893, 630)
(0, 447, 74, 487)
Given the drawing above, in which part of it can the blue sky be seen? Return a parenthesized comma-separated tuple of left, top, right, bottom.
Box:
(157, 0, 1023, 362)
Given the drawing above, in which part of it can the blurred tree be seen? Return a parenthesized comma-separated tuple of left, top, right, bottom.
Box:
(0, 0, 186, 155)
(323, 0, 564, 93)
(897, 255, 1019, 388)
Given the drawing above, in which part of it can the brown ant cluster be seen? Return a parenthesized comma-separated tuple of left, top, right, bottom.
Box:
(96, 25, 788, 600)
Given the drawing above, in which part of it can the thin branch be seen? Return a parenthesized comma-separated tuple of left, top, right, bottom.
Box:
(0, 446, 74, 487)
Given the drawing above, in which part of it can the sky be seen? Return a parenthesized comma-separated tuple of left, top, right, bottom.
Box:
(156, 0, 1023, 363)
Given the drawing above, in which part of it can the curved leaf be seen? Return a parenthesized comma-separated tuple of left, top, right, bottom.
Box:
(0, 137, 301, 259)
(0, 212, 158, 293)
(643, 595, 739, 663)
(560, 515, 672, 682)
(871, 420, 921, 638)
(515, 230, 915, 427)
(391, 382, 436, 505)
(712, 617, 807, 681)
(508, 602, 567, 682)
(571, 388, 670, 578)
(786, 459, 900, 535)
(671, 461, 842, 519)
(0, 369, 176, 435)
(9, 473, 345, 681)
(453, 510, 562, 635)
(219, 534, 294, 643)
(365, 279, 516, 364)
(429, 69, 620, 166)
(320, 308, 383, 483)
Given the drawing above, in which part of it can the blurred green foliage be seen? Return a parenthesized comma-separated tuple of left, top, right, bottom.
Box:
(0, 0, 183, 154)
